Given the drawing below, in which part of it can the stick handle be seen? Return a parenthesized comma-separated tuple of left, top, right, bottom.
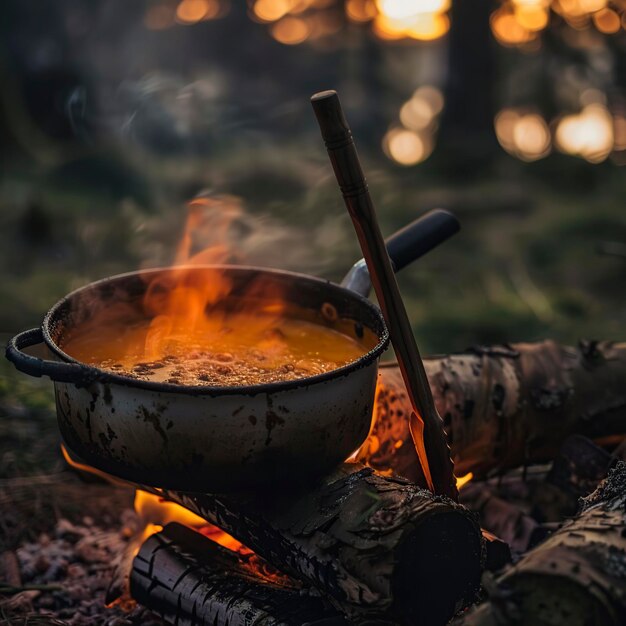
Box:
(312, 90, 458, 501)
(311, 90, 370, 202)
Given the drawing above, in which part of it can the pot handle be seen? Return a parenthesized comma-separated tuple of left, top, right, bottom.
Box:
(5, 328, 91, 384)
(341, 209, 460, 297)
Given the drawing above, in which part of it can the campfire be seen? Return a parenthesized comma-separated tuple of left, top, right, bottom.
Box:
(8, 341, 626, 626)
(4, 94, 626, 626)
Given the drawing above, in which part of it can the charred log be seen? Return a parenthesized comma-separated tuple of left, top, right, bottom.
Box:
(453, 461, 626, 626)
(461, 436, 617, 557)
(481, 530, 512, 573)
(460, 482, 540, 555)
(362, 341, 626, 483)
(130, 523, 346, 626)
(153, 465, 483, 626)
(532, 434, 616, 522)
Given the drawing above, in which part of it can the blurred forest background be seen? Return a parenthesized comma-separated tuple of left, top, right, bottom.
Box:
(1, 0, 625, 475)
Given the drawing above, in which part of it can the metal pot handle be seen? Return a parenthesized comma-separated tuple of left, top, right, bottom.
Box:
(341, 209, 460, 297)
(5, 328, 91, 383)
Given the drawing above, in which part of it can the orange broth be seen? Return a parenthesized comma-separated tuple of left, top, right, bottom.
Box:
(61, 311, 377, 387)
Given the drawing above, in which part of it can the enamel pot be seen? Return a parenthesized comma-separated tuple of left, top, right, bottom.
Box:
(6, 210, 458, 492)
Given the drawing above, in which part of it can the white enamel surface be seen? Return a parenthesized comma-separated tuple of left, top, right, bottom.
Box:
(55, 361, 378, 490)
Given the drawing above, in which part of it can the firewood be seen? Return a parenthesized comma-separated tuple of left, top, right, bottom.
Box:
(361, 341, 626, 483)
(152, 465, 483, 626)
(531, 434, 616, 522)
(130, 523, 347, 626)
(459, 482, 540, 554)
(452, 461, 626, 626)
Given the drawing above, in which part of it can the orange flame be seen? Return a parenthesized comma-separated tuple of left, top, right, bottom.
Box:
(456, 472, 473, 490)
(133, 490, 247, 553)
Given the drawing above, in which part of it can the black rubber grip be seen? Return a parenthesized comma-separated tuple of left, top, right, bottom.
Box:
(385, 209, 460, 272)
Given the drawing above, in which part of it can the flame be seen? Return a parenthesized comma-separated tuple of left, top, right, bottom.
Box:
(61, 444, 131, 488)
(456, 472, 473, 490)
(62, 443, 293, 596)
(134, 490, 247, 552)
(133, 492, 297, 587)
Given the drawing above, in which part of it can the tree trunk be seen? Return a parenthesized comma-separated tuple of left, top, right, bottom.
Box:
(452, 461, 626, 626)
(131, 522, 347, 626)
(437, 0, 498, 174)
(360, 341, 626, 484)
(151, 465, 483, 626)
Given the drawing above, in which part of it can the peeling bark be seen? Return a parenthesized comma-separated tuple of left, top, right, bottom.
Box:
(361, 341, 626, 483)
(452, 461, 626, 626)
(153, 465, 483, 626)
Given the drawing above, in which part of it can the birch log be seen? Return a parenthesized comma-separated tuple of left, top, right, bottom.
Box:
(362, 341, 626, 484)
(154, 465, 483, 626)
(452, 461, 626, 626)
(131, 523, 347, 626)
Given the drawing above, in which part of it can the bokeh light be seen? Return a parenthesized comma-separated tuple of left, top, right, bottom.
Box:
(555, 0, 607, 18)
(593, 7, 621, 33)
(555, 104, 614, 162)
(383, 128, 428, 165)
(495, 109, 551, 161)
(491, 7, 537, 46)
(176, 0, 212, 24)
(271, 15, 311, 44)
(254, 0, 291, 22)
(400, 86, 444, 130)
(371, 0, 451, 40)
(346, 0, 378, 22)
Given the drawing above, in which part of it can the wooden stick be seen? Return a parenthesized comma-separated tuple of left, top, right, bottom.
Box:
(311, 90, 457, 501)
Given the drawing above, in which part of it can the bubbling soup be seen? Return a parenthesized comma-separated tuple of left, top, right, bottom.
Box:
(61, 308, 377, 387)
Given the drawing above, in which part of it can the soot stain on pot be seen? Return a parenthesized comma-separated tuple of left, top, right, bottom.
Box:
(98, 424, 118, 453)
(264, 396, 285, 446)
(89, 391, 98, 412)
(103, 385, 113, 405)
(84, 409, 93, 442)
(138, 406, 167, 442)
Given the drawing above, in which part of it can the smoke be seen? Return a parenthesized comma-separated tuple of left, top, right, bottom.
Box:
(133, 189, 356, 280)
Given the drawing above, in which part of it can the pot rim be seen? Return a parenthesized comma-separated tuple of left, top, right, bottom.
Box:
(42, 265, 390, 396)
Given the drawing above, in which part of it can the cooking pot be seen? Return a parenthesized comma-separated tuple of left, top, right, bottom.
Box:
(6, 210, 458, 492)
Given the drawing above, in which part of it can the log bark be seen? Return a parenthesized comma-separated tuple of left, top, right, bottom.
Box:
(152, 465, 483, 626)
(131, 522, 347, 626)
(361, 341, 626, 483)
(451, 461, 626, 626)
